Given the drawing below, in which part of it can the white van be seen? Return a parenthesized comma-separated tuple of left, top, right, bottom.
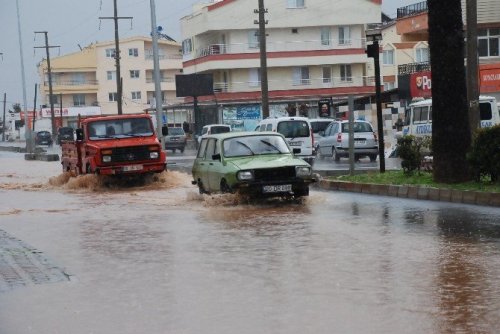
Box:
(197, 124, 232, 144)
(401, 95, 499, 137)
(257, 116, 315, 165)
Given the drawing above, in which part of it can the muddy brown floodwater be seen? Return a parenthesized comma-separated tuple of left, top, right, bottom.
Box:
(1, 152, 500, 334)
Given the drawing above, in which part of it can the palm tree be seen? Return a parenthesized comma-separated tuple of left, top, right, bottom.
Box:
(428, 0, 471, 183)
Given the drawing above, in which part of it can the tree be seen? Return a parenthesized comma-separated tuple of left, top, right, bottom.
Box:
(428, 0, 472, 183)
(12, 103, 21, 113)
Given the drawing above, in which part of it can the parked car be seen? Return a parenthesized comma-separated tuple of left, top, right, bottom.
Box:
(57, 127, 74, 145)
(257, 116, 315, 165)
(197, 124, 231, 144)
(316, 120, 378, 161)
(192, 131, 316, 198)
(309, 118, 334, 140)
(164, 127, 187, 153)
(35, 131, 53, 146)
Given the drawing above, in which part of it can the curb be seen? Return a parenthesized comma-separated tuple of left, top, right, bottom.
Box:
(316, 179, 500, 208)
(24, 153, 60, 162)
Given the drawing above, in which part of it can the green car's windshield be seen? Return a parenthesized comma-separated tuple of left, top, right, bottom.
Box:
(223, 135, 291, 157)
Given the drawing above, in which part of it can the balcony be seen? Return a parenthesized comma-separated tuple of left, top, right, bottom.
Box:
(397, 1, 427, 19)
(398, 62, 431, 75)
(144, 54, 182, 60)
(212, 75, 375, 93)
(145, 77, 175, 84)
(45, 80, 98, 86)
(195, 38, 365, 59)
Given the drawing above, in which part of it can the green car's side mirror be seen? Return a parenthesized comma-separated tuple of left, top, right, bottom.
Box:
(212, 153, 221, 161)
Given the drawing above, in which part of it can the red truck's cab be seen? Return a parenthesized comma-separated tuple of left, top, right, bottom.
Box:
(61, 114, 166, 176)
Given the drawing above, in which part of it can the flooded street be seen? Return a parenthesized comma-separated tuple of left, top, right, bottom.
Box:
(1, 152, 500, 333)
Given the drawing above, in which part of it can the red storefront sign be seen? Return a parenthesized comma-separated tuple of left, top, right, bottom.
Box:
(410, 71, 432, 99)
(480, 67, 500, 93)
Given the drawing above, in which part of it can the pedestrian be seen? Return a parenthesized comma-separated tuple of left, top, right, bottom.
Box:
(183, 121, 190, 134)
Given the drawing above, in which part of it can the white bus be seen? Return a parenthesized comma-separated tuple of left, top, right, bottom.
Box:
(401, 95, 500, 137)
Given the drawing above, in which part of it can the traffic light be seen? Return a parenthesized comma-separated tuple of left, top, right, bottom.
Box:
(365, 43, 378, 59)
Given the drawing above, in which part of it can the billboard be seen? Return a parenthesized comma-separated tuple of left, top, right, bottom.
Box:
(318, 98, 332, 117)
(409, 71, 432, 99)
(175, 74, 214, 97)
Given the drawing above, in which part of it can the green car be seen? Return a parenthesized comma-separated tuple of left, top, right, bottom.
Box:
(192, 131, 316, 198)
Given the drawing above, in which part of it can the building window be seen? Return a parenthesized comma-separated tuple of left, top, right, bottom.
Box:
(384, 82, 395, 91)
(478, 28, 500, 57)
(248, 30, 259, 49)
(321, 27, 331, 46)
(292, 67, 310, 85)
(322, 66, 332, 83)
(415, 47, 429, 62)
(130, 70, 140, 79)
(73, 94, 86, 106)
(72, 73, 85, 84)
(182, 38, 193, 55)
(383, 49, 394, 65)
(131, 91, 141, 101)
(340, 64, 352, 82)
(105, 48, 116, 58)
(107, 71, 116, 80)
(128, 48, 139, 57)
(49, 95, 59, 104)
(338, 26, 351, 45)
(249, 68, 261, 87)
(108, 92, 118, 102)
(287, 0, 305, 8)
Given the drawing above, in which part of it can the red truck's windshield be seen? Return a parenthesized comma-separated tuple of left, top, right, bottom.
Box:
(88, 118, 154, 139)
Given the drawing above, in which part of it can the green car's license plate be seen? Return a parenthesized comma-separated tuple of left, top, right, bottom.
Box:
(262, 184, 292, 193)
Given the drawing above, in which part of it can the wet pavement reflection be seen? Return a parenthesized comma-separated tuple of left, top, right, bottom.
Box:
(0, 162, 499, 333)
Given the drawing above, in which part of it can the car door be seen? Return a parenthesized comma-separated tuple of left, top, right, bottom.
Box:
(193, 138, 209, 188)
(205, 138, 223, 191)
(319, 122, 335, 155)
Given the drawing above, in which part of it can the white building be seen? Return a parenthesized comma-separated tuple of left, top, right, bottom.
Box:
(38, 36, 186, 130)
(180, 0, 381, 130)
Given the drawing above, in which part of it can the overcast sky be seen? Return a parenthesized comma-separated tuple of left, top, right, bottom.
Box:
(0, 0, 417, 110)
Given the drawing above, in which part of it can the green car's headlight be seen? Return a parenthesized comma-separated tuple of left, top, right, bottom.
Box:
(237, 170, 254, 181)
(296, 166, 311, 177)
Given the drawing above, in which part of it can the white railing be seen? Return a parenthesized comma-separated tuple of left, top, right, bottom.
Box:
(195, 38, 366, 58)
(145, 54, 183, 61)
(212, 75, 376, 93)
(145, 77, 175, 84)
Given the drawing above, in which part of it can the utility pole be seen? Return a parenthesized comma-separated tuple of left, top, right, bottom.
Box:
(150, 0, 165, 149)
(59, 92, 63, 127)
(366, 32, 385, 173)
(255, 0, 269, 118)
(2, 93, 6, 142)
(100, 0, 132, 115)
(35, 31, 59, 140)
(32, 84, 37, 132)
(16, 0, 30, 152)
(466, 0, 480, 133)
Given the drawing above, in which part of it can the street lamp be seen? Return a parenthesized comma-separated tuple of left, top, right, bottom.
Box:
(365, 30, 385, 173)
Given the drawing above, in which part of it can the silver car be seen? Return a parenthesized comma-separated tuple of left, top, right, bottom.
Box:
(316, 120, 378, 162)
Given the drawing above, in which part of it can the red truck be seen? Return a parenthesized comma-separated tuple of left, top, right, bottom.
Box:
(61, 114, 166, 177)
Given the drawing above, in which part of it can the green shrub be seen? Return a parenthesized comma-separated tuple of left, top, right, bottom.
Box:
(467, 125, 500, 183)
(397, 135, 432, 175)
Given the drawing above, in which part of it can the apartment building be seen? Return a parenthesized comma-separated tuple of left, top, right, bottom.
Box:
(381, 0, 500, 103)
(180, 0, 381, 131)
(37, 36, 184, 130)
